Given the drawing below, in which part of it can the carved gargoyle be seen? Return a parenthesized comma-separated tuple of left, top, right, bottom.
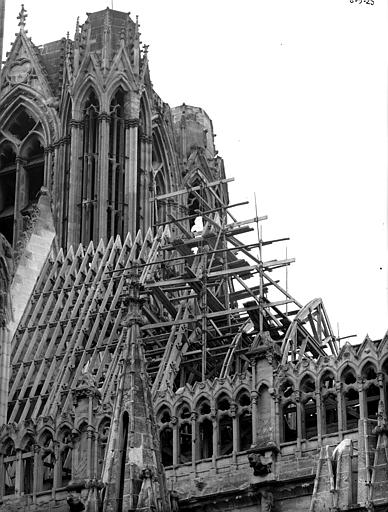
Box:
(248, 452, 273, 476)
(247, 442, 279, 477)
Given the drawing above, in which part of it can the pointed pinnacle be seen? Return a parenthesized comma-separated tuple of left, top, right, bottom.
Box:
(17, 4, 28, 33)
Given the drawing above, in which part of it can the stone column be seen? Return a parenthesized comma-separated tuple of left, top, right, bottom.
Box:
(211, 407, 218, 470)
(124, 119, 139, 237)
(44, 145, 55, 195)
(358, 377, 366, 420)
(52, 441, 59, 500)
(67, 119, 83, 247)
(231, 403, 238, 466)
(143, 136, 152, 231)
(336, 382, 344, 435)
(316, 391, 322, 441)
(0, 326, 10, 426)
(295, 390, 302, 451)
(171, 416, 178, 466)
(97, 112, 110, 242)
(250, 359, 258, 443)
(32, 444, 40, 502)
(377, 372, 385, 403)
(15, 448, 22, 496)
(13, 157, 25, 245)
(191, 411, 197, 475)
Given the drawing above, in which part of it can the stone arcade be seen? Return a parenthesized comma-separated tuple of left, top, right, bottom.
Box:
(0, 5, 387, 512)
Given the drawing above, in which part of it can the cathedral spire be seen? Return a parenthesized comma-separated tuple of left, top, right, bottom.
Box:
(102, 7, 111, 74)
(102, 273, 171, 512)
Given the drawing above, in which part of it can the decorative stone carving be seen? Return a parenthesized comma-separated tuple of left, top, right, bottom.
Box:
(66, 492, 85, 512)
(8, 59, 32, 84)
(247, 443, 279, 477)
(261, 491, 274, 512)
(137, 467, 158, 511)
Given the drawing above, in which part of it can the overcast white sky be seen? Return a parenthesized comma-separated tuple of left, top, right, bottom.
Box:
(2, 0, 387, 343)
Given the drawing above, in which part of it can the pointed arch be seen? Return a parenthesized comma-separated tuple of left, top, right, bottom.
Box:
(0, 86, 59, 146)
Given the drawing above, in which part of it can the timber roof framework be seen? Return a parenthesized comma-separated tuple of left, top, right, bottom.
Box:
(8, 172, 339, 424)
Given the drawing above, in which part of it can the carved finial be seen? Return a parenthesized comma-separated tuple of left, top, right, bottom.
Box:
(17, 4, 28, 33)
(104, 7, 110, 32)
(143, 44, 149, 56)
(74, 16, 80, 41)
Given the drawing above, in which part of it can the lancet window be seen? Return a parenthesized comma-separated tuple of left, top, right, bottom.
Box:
(61, 99, 72, 248)
(282, 402, 297, 442)
(217, 394, 233, 456)
(157, 407, 173, 467)
(108, 89, 126, 240)
(40, 431, 55, 491)
(3, 438, 16, 496)
(196, 398, 213, 460)
(59, 429, 72, 488)
(97, 418, 111, 478)
(81, 90, 100, 245)
(361, 363, 379, 420)
(237, 390, 252, 451)
(152, 131, 168, 226)
(22, 437, 35, 495)
(321, 371, 338, 435)
(300, 376, 317, 439)
(280, 380, 297, 443)
(178, 403, 192, 464)
(0, 141, 16, 244)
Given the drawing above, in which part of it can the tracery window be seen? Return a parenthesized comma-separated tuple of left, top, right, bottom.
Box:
(323, 393, 338, 434)
(300, 376, 317, 439)
(21, 134, 44, 209)
(3, 438, 16, 496)
(282, 402, 297, 442)
(341, 366, 357, 385)
(108, 89, 126, 240)
(344, 388, 359, 430)
(59, 429, 72, 488)
(196, 398, 213, 460)
(178, 403, 192, 464)
(22, 437, 34, 495)
(62, 99, 72, 248)
(217, 394, 233, 456)
(0, 107, 45, 247)
(40, 431, 55, 491)
(97, 418, 111, 478)
(237, 390, 252, 451)
(157, 407, 173, 467)
(280, 380, 297, 442)
(366, 384, 380, 420)
(81, 90, 99, 245)
(0, 141, 16, 244)
(320, 371, 338, 434)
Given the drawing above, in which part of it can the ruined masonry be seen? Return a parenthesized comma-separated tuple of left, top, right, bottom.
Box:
(0, 5, 387, 512)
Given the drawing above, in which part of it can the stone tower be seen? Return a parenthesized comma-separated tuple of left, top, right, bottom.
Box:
(1, 5, 388, 512)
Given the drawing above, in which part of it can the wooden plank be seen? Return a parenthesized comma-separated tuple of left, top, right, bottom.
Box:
(150, 178, 234, 201)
